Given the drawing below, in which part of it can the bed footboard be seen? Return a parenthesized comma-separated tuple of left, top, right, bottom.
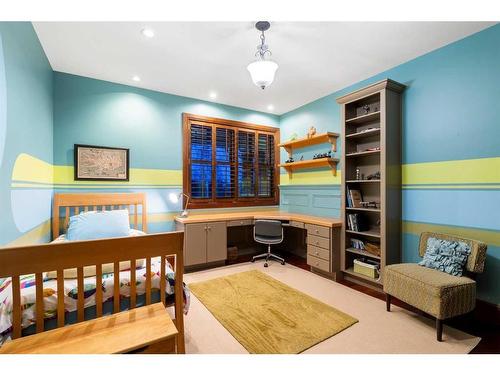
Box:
(0, 232, 185, 353)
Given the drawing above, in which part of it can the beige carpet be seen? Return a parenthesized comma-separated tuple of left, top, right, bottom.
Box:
(189, 270, 358, 354)
(183, 262, 481, 354)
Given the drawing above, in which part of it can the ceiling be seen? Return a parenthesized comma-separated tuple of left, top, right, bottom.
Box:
(33, 22, 495, 115)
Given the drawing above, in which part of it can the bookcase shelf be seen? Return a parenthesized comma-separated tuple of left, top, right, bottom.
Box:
(345, 247, 381, 260)
(345, 111, 380, 125)
(345, 128, 380, 140)
(346, 207, 380, 213)
(337, 79, 405, 287)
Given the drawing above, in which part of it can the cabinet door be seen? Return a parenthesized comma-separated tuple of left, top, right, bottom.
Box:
(206, 221, 227, 263)
(184, 223, 207, 266)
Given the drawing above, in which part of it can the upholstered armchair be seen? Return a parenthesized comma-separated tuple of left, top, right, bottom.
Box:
(384, 232, 487, 341)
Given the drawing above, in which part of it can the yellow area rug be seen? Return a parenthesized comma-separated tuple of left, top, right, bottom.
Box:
(189, 270, 358, 354)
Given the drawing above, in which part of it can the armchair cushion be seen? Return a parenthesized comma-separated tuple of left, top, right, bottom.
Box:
(384, 263, 476, 319)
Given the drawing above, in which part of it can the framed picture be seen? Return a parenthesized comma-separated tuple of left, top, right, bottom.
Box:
(74, 144, 130, 181)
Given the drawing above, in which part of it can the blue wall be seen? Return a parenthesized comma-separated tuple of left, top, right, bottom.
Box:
(53, 72, 280, 232)
(0, 22, 53, 246)
(279, 24, 500, 304)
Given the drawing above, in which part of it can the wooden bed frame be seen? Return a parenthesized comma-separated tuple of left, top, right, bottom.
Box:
(0, 192, 185, 353)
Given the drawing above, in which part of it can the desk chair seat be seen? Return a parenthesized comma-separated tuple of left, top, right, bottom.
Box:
(251, 219, 285, 267)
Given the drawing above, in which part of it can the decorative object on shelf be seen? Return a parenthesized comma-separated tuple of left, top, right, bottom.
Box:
(355, 167, 362, 180)
(364, 146, 381, 152)
(366, 171, 380, 180)
(74, 144, 129, 181)
(285, 157, 295, 163)
(364, 242, 381, 257)
(289, 133, 298, 141)
(313, 150, 332, 160)
(360, 201, 380, 209)
(247, 21, 278, 90)
(300, 155, 304, 161)
(169, 192, 191, 218)
(307, 126, 317, 139)
(355, 102, 380, 117)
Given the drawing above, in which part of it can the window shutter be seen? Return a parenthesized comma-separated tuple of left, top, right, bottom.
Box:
(257, 133, 275, 197)
(237, 130, 256, 198)
(190, 124, 212, 199)
(215, 127, 235, 198)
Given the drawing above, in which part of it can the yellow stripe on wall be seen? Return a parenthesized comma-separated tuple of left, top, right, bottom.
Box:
(403, 221, 500, 247)
(280, 170, 341, 186)
(11, 153, 53, 184)
(54, 165, 182, 186)
(403, 157, 500, 185)
(4, 220, 51, 247)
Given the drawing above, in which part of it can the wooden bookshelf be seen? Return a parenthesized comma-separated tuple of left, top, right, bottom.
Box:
(279, 132, 339, 158)
(278, 158, 338, 179)
(337, 79, 405, 287)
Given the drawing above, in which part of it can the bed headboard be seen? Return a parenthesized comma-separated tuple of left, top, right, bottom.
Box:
(52, 193, 148, 239)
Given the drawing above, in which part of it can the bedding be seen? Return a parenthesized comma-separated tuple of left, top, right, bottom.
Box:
(0, 232, 190, 343)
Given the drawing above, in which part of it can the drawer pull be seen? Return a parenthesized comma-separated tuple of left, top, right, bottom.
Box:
(315, 252, 319, 255)
(315, 229, 319, 233)
(316, 262, 319, 266)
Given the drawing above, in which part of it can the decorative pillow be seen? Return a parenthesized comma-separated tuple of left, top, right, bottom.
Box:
(44, 229, 146, 279)
(419, 237, 471, 276)
(66, 209, 131, 241)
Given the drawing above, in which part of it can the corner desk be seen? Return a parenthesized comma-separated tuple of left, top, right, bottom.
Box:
(175, 211, 343, 280)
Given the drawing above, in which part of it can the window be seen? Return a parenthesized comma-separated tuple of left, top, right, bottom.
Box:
(183, 113, 279, 209)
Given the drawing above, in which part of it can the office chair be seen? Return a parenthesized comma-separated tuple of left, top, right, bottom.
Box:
(251, 219, 285, 267)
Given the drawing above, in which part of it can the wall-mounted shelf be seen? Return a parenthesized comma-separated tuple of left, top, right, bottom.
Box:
(279, 158, 339, 179)
(279, 132, 339, 158)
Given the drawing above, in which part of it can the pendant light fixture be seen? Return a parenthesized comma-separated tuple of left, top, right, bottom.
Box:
(247, 21, 278, 90)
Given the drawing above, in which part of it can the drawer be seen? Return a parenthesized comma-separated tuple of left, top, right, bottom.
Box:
(290, 220, 305, 229)
(227, 219, 253, 227)
(305, 224, 330, 239)
(307, 234, 330, 250)
(307, 254, 330, 273)
(307, 245, 330, 261)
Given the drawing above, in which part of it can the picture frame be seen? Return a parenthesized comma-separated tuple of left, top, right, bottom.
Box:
(74, 144, 130, 181)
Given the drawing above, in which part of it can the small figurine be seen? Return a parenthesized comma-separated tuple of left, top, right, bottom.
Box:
(363, 104, 370, 114)
(289, 133, 298, 141)
(300, 155, 304, 161)
(307, 126, 317, 139)
(366, 171, 380, 180)
(285, 157, 295, 163)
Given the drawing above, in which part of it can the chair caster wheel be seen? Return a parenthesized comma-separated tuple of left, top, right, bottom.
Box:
(264, 263, 269, 268)
(281, 261, 285, 265)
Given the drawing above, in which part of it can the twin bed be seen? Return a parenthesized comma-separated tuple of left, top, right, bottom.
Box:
(0, 192, 186, 353)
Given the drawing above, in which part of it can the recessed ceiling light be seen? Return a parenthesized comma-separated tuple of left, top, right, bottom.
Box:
(209, 92, 217, 99)
(141, 28, 155, 38)
(267, 104, 274, 111)
(132, 75, 141, 82)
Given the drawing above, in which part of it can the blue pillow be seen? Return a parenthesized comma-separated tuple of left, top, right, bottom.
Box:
(66, 210, 131, 241)
(419, 237, 471, 276)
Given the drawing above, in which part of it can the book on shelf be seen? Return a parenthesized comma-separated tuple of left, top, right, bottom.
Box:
(346, 213, 369, 232)
(346, 187, 363, 208)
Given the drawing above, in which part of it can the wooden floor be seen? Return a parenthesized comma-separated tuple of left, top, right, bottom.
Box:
(230, 251, 499, 354)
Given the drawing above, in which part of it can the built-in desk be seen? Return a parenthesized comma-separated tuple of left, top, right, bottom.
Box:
(175, 210, 342, 279)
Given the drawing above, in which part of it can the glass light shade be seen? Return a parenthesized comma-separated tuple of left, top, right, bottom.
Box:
(247, 60, 278, 89)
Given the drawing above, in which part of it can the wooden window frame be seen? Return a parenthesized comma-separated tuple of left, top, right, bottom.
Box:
(183, 113, 280, 209)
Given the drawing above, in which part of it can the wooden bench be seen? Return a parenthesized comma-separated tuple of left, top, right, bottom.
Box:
(0, 303, 177, 354)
